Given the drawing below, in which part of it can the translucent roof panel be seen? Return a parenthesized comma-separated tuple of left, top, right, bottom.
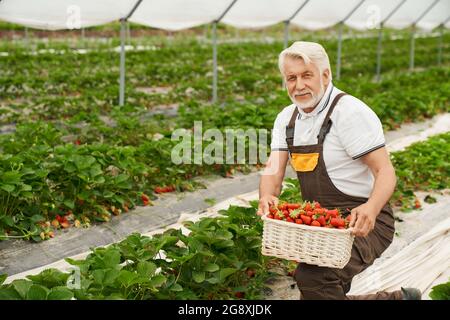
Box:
(130, 0, 233, 31)
(221, 0, 305, 29)
(345, 0, 406, 30)
(416, 0, 450, 31)
(384, 0, 440, 29)
(0, 0, 448, 31)
(0, 0, 136, 30)
(290, 0, 362, 30)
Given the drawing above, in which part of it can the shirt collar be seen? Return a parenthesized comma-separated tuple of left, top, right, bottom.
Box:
(297, 83, 334, 119)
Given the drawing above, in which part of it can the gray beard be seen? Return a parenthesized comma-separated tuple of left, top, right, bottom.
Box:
(289, 84, 325, 111)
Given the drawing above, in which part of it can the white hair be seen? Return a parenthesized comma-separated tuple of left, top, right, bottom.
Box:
(278, 41, 332, 80)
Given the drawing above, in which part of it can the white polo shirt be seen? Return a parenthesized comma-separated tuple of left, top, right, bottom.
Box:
(270, 83, 386, 198)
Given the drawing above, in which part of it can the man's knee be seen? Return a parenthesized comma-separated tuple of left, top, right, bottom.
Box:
(294, 263, 340, 290)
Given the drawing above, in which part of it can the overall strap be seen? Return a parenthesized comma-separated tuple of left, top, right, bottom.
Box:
(317, 92, 347, 144)
(285, 107, 299, 148)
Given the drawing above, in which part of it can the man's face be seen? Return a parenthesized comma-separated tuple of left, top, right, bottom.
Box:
(283, 56, 330, 112)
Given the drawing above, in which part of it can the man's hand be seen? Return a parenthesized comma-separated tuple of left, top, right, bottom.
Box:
(348, 202, 379, 237)
(257, 195, 279, 217)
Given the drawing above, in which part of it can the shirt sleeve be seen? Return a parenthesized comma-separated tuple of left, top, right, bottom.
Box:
(270, 111, 289, 151)
(336, 97, 386, 160)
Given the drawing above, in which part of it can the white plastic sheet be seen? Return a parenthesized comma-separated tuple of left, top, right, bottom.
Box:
(130, 0, 233, 31)
(0, 0, 136, 30)
(0, 0, 448, 31)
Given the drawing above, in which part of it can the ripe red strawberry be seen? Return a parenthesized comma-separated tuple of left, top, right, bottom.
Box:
(414, 199, 421, 209)
(287, 203, 301, 210)
(286, 217, 294, 223)
(275, 211, 284, 220)
(311, 220, 321, 227)
(316, 216, 326, 226)
(60, 221, 70, 229)
(331, 218, 345, 228)
(328, 209, 339, 217)
(314, 201, 321, 209)
(267, 214, 274, 219)
(154, 187, 164, 194)
(300, 215, 311, 225)
(295, 219, 303, 224)
(304, 202, 312, 211)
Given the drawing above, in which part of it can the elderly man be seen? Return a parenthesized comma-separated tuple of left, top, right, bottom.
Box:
(257, 41, 420, 300)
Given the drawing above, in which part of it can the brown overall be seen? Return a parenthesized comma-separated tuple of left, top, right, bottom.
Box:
(286, 93, 403, 300)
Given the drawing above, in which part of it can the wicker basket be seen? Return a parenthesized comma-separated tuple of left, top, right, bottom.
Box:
(261, 214, 355, 269)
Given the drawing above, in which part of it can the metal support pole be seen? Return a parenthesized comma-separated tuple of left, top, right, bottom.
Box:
(117, 0, 144, 106)
(281, 0, 310, 88)
(126, 22, 131, 46)
(375, 0, 407, 80)
(409, 0, 440, 72)
(409, 25, 415, 71)
(24, 27, 29, 48)
(437, 24, 443, 65)
(336, 22, 343, 80)
(335, 0, 365, 80)
(119, 19, 126, 106)
(284, 20, 290, 49)
(210, 0, 238, 103)
(376, 23, 383, 82)
(212, 22, 218, 104)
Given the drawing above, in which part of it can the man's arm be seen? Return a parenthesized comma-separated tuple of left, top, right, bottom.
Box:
(257, 151, 289, 216)
(349, 146, 397, 237)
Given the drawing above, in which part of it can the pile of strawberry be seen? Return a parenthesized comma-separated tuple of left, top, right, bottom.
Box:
(267, 201, 350, 229)
(154, 185, 176, 194)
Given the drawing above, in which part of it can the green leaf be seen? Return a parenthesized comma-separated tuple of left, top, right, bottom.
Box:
(102, 249, 121, 268)
(12, 280, 32, 299)
(0, 184, 15, 193)
(149, 275, 166, 287)
(117, 270, 138, 287)
(26, 284, 49, 300)
(26, 269, 69, 288)
(136, 261, 157, 278)
(63, 200, 75, 209)
(0, 287, 22, 300)
(30, 215, 46, 223)
(103, 269, 120, 285)
(1, 216, 14, 227)
(47, 287, 74, 300)
(0, 274, 7, 285)
(429, 281, 450, 300)
(170, 283, 183, 292)
(205, 276, 220, 284)
(219, 268, 237, 281)
(1, 171, 21, 185)
(192, 271, 205, 283)
(204, 263, 220, 273)
(92, 270, 106, 285)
